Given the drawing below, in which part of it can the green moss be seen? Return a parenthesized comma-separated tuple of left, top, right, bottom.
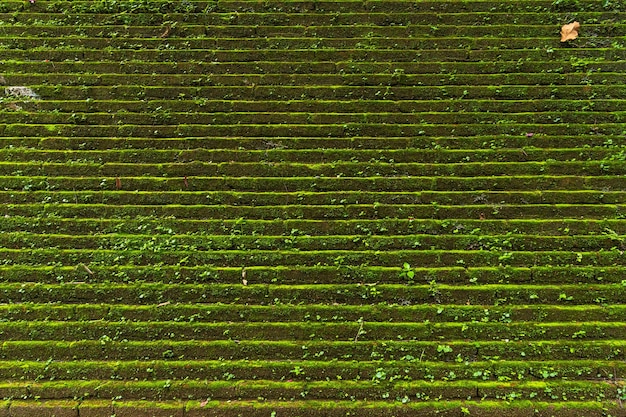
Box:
(0, 0, 624, 413)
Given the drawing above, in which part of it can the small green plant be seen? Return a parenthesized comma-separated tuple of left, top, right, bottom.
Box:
(558, 293, 573, 302)
(290, 366, 305, 376)
(399, 262, 415, 283)
(372, 368, 387, 384)
(602, 0, 622, 10)
(552, 0, 580, 10)
(437, 344, 453, 354)
(428, 280, 441, 300)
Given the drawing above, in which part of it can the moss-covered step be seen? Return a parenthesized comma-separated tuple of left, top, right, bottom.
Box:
(5, 121, 626, 139)
(4, 99, 625, 119)
(2, 338, 626, 362)
(2, 217, 625, 237)
(74, 134, 620, 150)
(0, 358, 622, 381)
(6, 134, 616, 151)
(5, 99, 625, 117)
(1, 262, 623, 285)
(3, 11, 617, 27)
(39, 262, 626, 284)
(0, 146, 622, 166)
(0, 281, 624, 305)
(3, 174, 625, 193)
(1, 232, 625, 253)
(12, 189, 622, 206)
(3, 245, 626, 267)
(0, 142, 605, 164)
(3, 110, 626, 130)
(0, 0, 614, 13)
(13, 83, 623, 103)
(3, 201, 625, 221)
(0, 146, 620, 164)
(7, 36, 622, 52)
(1, 201, 624, 223)
(1, 318, 626, 342)
(0, 0, 621, 12)
(2, 398, 617, 417)
(2, 302, 626, 324)
(0, 46, 623, 64)
(3, 160, 626, 178)
(3, 59, 624, 76)
(0, 378, 620, 403)
(3, 22, 619, 41)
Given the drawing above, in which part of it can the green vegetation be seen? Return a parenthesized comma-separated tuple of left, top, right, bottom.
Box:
(0, 0, 624, 415)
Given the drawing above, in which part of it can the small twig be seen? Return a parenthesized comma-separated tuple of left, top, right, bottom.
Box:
(160, 22, 177, 38)
(160, 25, 172, 38)
(76, 263, 94, 275)
(354, 320, 364, 342)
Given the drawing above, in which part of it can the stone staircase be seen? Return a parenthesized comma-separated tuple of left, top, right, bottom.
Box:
(0, 0, 625, 416)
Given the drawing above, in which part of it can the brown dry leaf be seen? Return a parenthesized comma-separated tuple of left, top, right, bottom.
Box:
(6, 103, 22, 111)
(160, 25, 172, 38)
(560, 21, 580, 42)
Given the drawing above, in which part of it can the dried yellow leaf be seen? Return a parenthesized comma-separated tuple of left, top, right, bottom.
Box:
(560, 21, 580, 42)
